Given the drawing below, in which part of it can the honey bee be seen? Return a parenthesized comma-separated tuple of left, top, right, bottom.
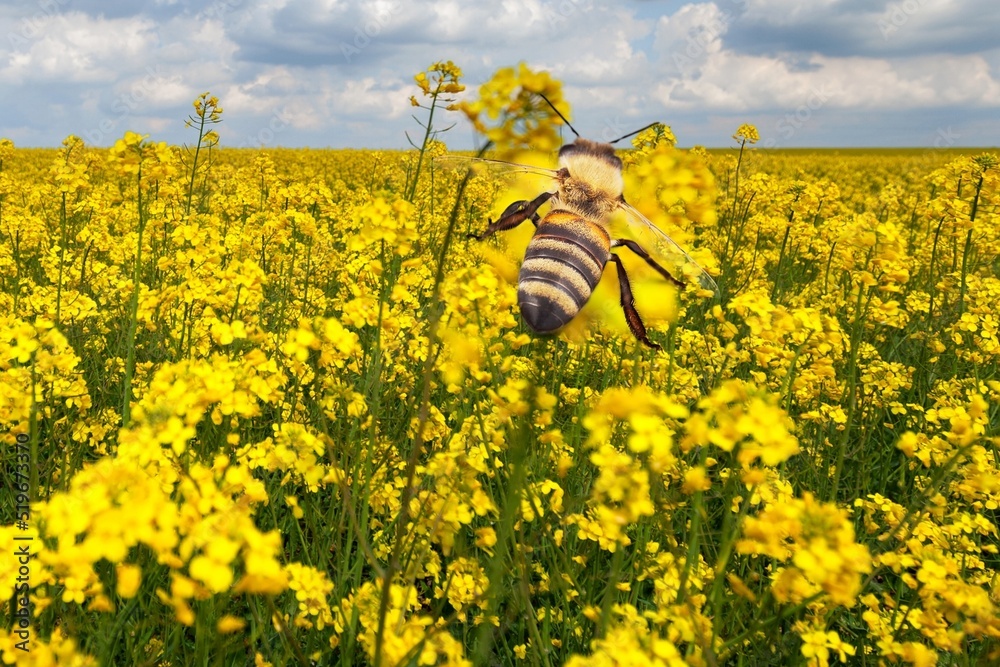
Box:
(465, 97, 718, 349)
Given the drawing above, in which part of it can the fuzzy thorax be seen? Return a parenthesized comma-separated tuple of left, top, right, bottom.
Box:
(555, 138, 625, 221)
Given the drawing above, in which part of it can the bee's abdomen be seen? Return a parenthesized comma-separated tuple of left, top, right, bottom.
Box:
(517, 211, 610, 333)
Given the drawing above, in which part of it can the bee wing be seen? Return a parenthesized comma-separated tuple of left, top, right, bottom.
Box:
(432, 154, 559, 177)
(618, 201, 720, 298)
(431, 155, 560, 192)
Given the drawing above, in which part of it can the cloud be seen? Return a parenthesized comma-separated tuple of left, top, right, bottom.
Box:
(728, 0, 1000, 58)
(0, 0, 997, 147)
(645, 1, 1000, 116)
(654, 50, 1000, 112)
(2, 13, 160, 84)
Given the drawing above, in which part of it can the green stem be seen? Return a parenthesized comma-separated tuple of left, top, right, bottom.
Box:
(55, 192, 67, 326)
(29, 363, 40, 497)
(405, 94, 439, 203)
(829, 284, 868, 502)
(185, 113, 207, 216)
(720, 139, 747, 268)
(957, 172, 983, 316)
(373, 144, 488, 667)
(710, 482, 758, 645)
(770, 208, 795, 303)
(717, 592, 825, 658)
(10, 232, 20, 314)
(926, 216, 945, 324)
(822, 241, 837, 295)
(732, 139, 746, 214)
(122, 162, 145, 425)
(782, 333, 812, 414)
(677, 447, 709, 603)
(597, 546, 626, 638)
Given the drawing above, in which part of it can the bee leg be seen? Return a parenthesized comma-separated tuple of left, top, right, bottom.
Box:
(611, 239, 685, 289)
(468, 191, 554, 240)
(608, 255, 661, 350)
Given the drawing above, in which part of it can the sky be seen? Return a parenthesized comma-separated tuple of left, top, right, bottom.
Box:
(2, 0, 999, 149)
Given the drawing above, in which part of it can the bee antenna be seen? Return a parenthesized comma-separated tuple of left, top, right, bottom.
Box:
(609, 122, 661, 145)
(536, 93, 580, 138)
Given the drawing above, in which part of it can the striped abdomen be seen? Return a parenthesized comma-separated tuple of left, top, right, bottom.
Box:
(517, 210, 610, 333)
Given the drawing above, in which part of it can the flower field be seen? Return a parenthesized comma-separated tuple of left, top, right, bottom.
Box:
(2, 63, 999, 666)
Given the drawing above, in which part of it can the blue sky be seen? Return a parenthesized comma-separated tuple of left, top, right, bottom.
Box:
(2, 0, 999, 149)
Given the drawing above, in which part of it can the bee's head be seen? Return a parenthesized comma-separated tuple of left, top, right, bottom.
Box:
(535, 93, 656, 199)
(558, 138, 622, 169)
(557, 138, 624, 198)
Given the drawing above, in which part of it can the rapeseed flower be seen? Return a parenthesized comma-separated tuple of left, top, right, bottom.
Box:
(738, 493, 871, 606)
(3, 72, 999, 667)
(457, 63, 567, 153)
(797, 622, 855, 666)
(732, 124, 760, 144)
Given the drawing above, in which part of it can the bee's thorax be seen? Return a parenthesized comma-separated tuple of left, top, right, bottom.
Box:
(555, 138, 625, 223)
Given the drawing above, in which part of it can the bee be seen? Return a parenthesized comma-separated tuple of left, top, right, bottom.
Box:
(466, 96, 719, 350)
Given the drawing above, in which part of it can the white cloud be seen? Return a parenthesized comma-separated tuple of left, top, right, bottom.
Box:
(653, 2, 730, 70)
(652, 46, 1000, 113)
(1, 13, 159, 84)
(740, 0, 845, 25)
(0, 0, 997, 147)
(320, 75, 413, 119)
(729, 0, 1000, 57)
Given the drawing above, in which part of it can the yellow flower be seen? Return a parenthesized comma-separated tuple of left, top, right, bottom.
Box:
(0, 627, 97, 665)
(189, 554, 234, 594)
(434, 557, 488, 619)
(115, 564, 142, 599)
(413, 60, 465, 99)
(286, 563, 335, 628)
(475, 527, 497, 551)
(733, 123, 759, 144)
(456, 62, 567, 154)
(217, 616, 247, 633)
(738, 493, 871, 606)
(682, 465, 712, 494)
(191, 92, 223, 122)
(798, 623, 855, 666)
(285, 494, 304, 519)
(682, 379, 800, 468)
(566, 622, 686, 666)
